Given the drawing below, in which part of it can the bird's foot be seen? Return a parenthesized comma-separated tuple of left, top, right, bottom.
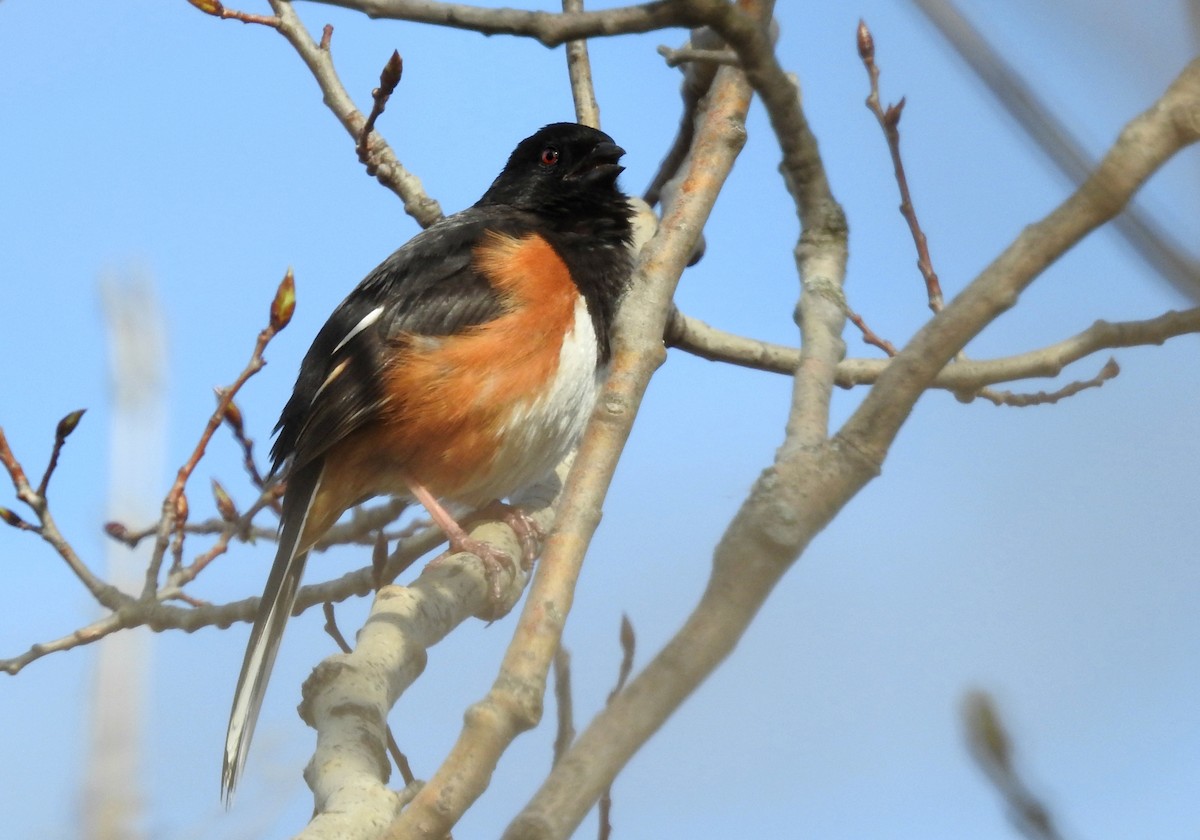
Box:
(469, 501, 543, 570)
(427, 532, 518, 608)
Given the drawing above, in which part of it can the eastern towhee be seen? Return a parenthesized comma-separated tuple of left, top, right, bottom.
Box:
(222, 123, 636, 801)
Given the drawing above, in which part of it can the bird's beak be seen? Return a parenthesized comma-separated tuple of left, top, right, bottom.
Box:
(570, 141, 626, 183)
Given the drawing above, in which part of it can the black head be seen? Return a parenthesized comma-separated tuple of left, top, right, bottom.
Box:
(477, 123, 632, 236)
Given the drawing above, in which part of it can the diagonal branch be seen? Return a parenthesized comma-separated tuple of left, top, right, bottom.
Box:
(297, 469, 564, 837)
(265, 0, 443, 226)
(840, 57, 1200, 465)
(909, 0, 1200, 302)
(496, 17, 766, 840)
(375, 48, 755, 840)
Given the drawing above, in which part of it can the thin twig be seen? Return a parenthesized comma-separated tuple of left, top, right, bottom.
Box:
(36, 410, 86, 499)
(597, 615, 636, 840)
(143, 268, 294, 601)
(357, 50, 404, 170)
(294, 0, 690, 48)
(322, 602, 354, 653)
(1, 612, 131, 675)
(216, 394, 275, 502)
(1, 520, 448, 676)
(974, 358, 1119, 407)
(0, 426, 127, 610)
(666, 305, 1200, 398)
(386, 729, 417, 787)
(858, 19, 944, 312)
(846, 307, 898, 356)
(187, 0, 281, 27)
(266, 0, 443, 226)
(644, 28, 724, 208)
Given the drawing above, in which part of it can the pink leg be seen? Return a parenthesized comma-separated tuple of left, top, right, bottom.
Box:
(406, 477, 516, 604)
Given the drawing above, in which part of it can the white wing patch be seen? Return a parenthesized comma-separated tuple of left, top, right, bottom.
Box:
(332, 305, 384, 355)
(311, 358, 349, 404)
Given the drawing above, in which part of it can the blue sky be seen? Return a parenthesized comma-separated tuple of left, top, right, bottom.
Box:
(2, 1, 1198, 838)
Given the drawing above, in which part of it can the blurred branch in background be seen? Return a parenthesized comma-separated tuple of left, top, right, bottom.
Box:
(964, 691, 1069, 840)
(82, 273, 167, 840)
(909, 0, 1200, 302)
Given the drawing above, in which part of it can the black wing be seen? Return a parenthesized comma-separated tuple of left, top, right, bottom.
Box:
(270, 207, 534, 476)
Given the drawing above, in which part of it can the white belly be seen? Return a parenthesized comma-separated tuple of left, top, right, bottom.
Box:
(459, 296, 601, 505)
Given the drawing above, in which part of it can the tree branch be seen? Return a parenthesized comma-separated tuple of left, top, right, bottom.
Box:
(857, 19, 944, 312)
(666, 305, 1200, 396)
(297, 470, 564, 838)
(0, 519, 448, 676)
(909, 0, 1200, 302)
(562, 0, 600, 128)
(496, 15, 762, 840)
(840, 57, 1200, 465)
(302, 0, 690, 47)
(367, 44, 756, 840)
(964, 691, 1066, 840)
(263, 0, 444, 226)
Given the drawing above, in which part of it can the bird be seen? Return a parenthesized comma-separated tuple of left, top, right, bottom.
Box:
(221, 122, 636, 802)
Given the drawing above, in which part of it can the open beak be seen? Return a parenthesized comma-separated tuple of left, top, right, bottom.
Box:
(570, 140, 626, 183)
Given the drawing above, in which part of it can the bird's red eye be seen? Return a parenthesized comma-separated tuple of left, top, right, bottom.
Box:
(539, 146, 559, 166)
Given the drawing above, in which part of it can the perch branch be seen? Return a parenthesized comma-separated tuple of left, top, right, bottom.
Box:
(495, 16, 760, 840)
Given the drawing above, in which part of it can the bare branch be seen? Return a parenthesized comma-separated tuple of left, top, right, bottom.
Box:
(644, 29, 723, 208)
(858, 18, 944, 312)
(909, 0, 1200, 301)
(563, 0, 600, 128)
(143, 268, 294, 601)
(301, 0, 690, 47)
(840, 57, 1200, 464)
(1, 612, 131, 676)
(187, 0, 280, 26)
(297, 488, 558, 837)
(322, 601, 418, 788)
(845, 307, 899, 356)
(497, 24, 758, 840)
(0, 426, 128, 612)
(597, 615, 636, 840)
(974, 358, 1119, 408)
(357, 50, 405, 175)
(1, 511, 445, 675)
(667, 305, 1200, 395)
(265, 0, 443, 226)
(36, 409, 86, 499)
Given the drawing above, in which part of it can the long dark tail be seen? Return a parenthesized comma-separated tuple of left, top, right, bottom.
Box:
(221, 460, 323, 805)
